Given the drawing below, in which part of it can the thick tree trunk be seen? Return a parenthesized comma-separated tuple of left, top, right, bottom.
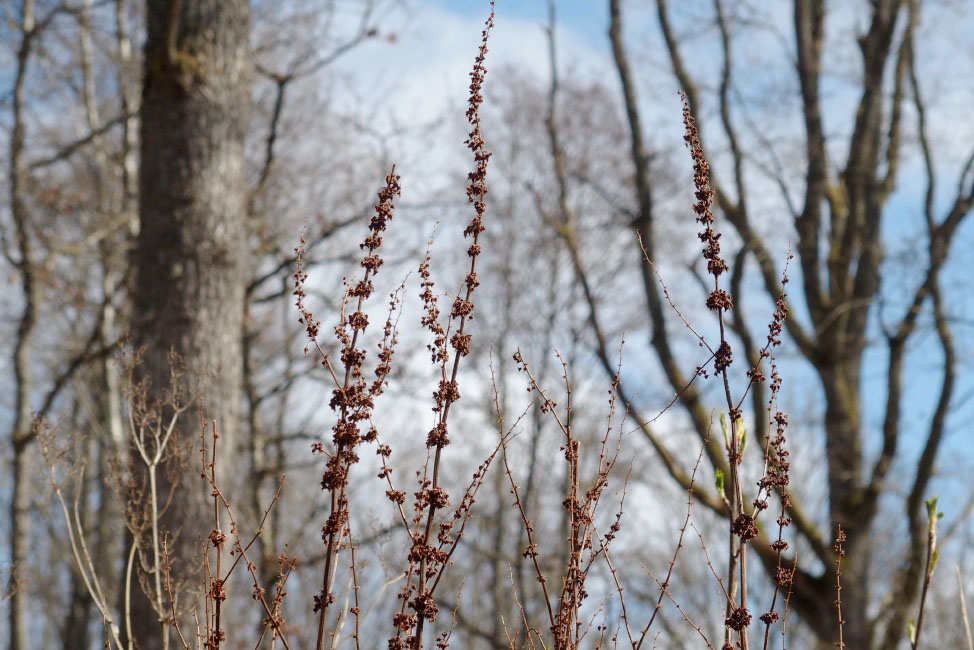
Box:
(8, 446, 31, 650)
(131, 1, 249, 648)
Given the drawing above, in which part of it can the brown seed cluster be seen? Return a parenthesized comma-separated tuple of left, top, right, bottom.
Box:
(302, 168, 403, 620)
(725, 605, 752, 632)
(390, 7, 494, 650)
(773, 565, 794, 586)
(681, 91, 734, 380)
(294, 234, 320, 352)
(759, 610, 780, 625)
(732, 513, 759, 541)
(714, 340, 734, 373)
(751, 260, 795, 637)
(681, 92, 728, 280)
(706, 288, 733, 312)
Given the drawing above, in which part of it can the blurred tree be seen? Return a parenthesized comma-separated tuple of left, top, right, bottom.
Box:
(130, 0, 249, 647)
(4, 1, 135, 648)
(2, 0, 387, 645)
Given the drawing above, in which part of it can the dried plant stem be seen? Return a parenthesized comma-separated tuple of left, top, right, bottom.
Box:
(680, 91, 759, 649)
(42, 449, 130, 650)
(132, 403, 185, 649)
(163, 538, 191, 650)
(780, 555, 798, 650)
(689, 523, 732, 605)
(299, 166, 402, 650)
(644, 567, 715, 649)
(958, 567, 974, 650)
(598, 532, 633, 647)
(207, 420, 225, 650)
(393, 7, 493, 650)
(911, 498, 941, 650)
(501, 420, 555, 630)
(511, 350, 628, 650)
(833, 527, 846, 649)
(635, 444, 707, 650)
(199, 424, 292, 650)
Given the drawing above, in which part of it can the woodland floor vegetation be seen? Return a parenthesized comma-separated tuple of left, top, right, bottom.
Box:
(4, 2, 974, 650)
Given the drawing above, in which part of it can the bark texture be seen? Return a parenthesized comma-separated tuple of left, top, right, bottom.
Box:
(131, 1, 249, 647)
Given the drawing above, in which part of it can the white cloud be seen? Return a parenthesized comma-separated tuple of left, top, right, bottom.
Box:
(329, 2, 610, 127)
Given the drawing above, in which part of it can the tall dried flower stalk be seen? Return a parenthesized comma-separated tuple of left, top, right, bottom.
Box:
(388, 6, 495, 650)
(296, 166, 403, 650)
(753, 262, 794, 650)
(679, 92, 792, 650)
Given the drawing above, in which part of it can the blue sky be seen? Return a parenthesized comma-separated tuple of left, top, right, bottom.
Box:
(329, 0, 974, 528)
(424, 0, 606, 34)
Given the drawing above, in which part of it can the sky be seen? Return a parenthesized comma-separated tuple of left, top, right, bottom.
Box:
(313, 0, 974, 531)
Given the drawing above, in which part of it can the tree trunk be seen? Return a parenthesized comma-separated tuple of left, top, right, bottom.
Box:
(8, 446, 32, 650)
(7, 3, 38, 649)
(131, 1, 249, 647)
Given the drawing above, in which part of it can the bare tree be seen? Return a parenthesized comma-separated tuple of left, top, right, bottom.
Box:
(5, 1, 133, 648)
(604, 1, 974, 648)
(242, 0, 386, 595)
(5, 6, 43, 648)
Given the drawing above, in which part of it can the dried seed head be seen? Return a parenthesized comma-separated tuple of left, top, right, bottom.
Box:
(725, 606, 752, 631)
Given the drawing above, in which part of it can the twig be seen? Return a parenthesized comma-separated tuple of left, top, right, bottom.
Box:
(833, 527, 846, 649)
(911, 498, 941, 650)
(636, 444, 708, 650)
(644, 566, 715, 650)
(958, 567, 974, 650)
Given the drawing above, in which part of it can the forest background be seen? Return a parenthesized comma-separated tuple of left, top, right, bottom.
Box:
(2, 1, 974, 649)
